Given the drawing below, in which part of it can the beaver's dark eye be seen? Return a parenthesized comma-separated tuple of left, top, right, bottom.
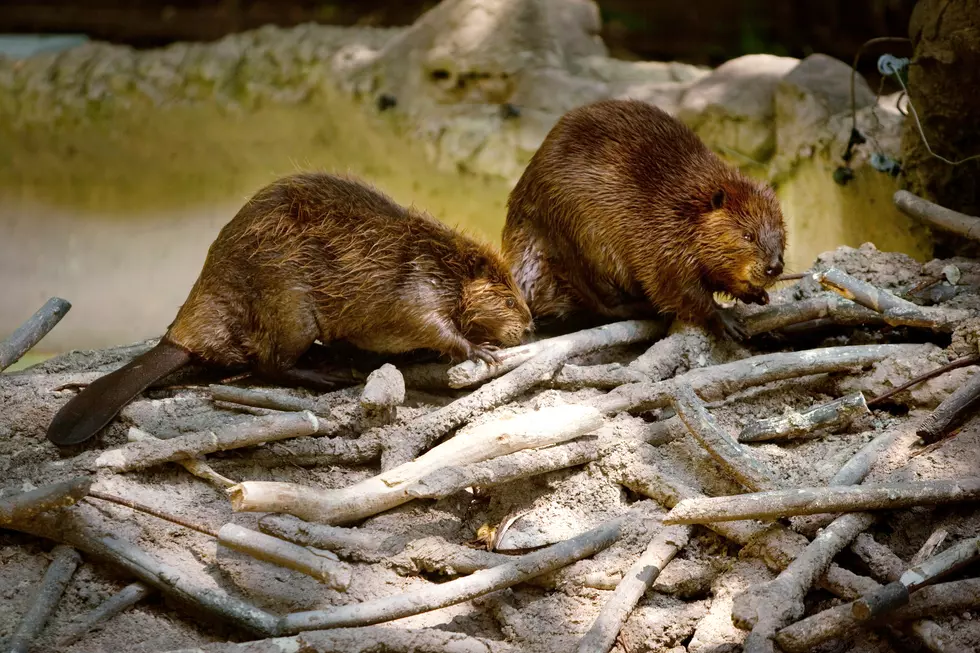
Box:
(743, 233, 753, 243)
(505, 297, 516, 309)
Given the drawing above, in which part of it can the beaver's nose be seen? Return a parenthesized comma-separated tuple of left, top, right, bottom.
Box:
(766, 257, 784, 278)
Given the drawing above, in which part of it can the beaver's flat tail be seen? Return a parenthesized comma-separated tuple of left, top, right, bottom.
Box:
(46, 339, 191, 446)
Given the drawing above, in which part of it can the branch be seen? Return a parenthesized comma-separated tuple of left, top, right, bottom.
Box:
(57, 582, 154, 647)
(916, 369, 980, 443)
(7, 545, 82, 653)
(0, 296, 72, 371)
(894, 189, 980, 241)
(575, 525, 691, 653)
(741, 295, 890, 335)
(737, 392, 869, 443)
(359, 363, 405, 427)
(230, 432, 382, 468)
(0, 477, 93, 524)
(664, 477, 980, 524)
(128, 427, 237, 488)
(775, 577, 980, 652)
(551, 363, 648, 390)
(381, 320, 664, 468)
(230, 405, 603, 524)
(258, 514, 409, 564)
(276, 514, 627, 633)
(671, 384, 777, 492)
(216, 523, 351, 590)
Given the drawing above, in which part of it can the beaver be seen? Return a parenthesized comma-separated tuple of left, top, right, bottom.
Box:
(502, 99, 786, 338)
(47, 172, 532, 447)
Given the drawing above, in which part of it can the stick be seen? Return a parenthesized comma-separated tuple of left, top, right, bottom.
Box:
(57, 582, 154, 646)
(911, 529, 949, 566)
(128, 427, 237, 488)
(230, 405, 604, 525)
(359, 363, 404, 427)
(407, 438, 600, 500)
(551, 363, 648, 389)
(829, 428, 905, 486)
(217, 523, 351, 590)
(231, 432, 383, 468)
(210, 385, 318, 413)
(159, 626, 517, 653)
(916, 369, 980, 443)
(575, 525, 691, 653)
(7, 544, 82, 653)
(814, 267, 968, 330)
(663, 477, 980, 524)
(258, 514, 408, 563)
(737, 392, 869, 442)
(382, 319, 664, 468)
(0, 477, 93, 524)
(7, 506, 280, 636)
(868, 354, 980, 406)
(0, 297, 72, 371)
(91, 411, 319, 473)
(741, 295, 889, 335)
(671, 384, 777, 492)
(775, 577, 980, 652)
(894, 189, 980, 241)
(849, 533, 906, 583)
(277, 514, 627, 633)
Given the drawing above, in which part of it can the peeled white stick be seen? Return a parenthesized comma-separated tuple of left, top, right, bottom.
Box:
(229, 405, 604, 525)
(576, 525, 691, 653)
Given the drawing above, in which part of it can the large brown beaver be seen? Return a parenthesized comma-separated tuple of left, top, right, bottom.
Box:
(502, 99, 786, 337)
(47, 172, 532, 446)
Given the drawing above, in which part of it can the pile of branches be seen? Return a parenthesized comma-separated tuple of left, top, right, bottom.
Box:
(3, 190, 980, 653)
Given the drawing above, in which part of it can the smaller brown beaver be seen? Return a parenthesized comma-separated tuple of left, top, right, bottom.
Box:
(47, 172, 532, 447)
(502, 99, 786, 337)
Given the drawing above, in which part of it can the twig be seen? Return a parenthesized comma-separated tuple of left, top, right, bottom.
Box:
(664, 477, 980, 524)
(360, 363, 404, 427)
(738, 392, 869, 442)
(87, 490, 219, 537)
(258, 514, 408, 563)
(277, 514, 627, 633)
(775, 578, 980, 652)
(210, 385, 344, 417)
(230, 405, 603, 524)
(911, 529, 949, 566)
(7, 544, 82, 653)
(815, 267, 969, 330)
(7, 506, 280, 636)
(0, 297, 72, 371)
(894, 189, 980, 241)
(57, 582, 154, 646)
(575, 525, 691, 653)
(382, 320, 664, 468)
(128, 427, 237, 488)
(868, 355, 980, 406)
(217, 523, 351, 590)
(916, 369, 980, 443)
(671, 384, 777, 492)
(0, 477, 93, 524)
(159, 626, 517, 653)
(407, 438, 600, 500)
(90, 411, 319, 473)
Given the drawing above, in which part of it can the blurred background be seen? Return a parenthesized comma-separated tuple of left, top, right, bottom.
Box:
(0, 0, 926, 366)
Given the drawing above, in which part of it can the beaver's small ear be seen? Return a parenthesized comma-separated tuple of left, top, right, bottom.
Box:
(468, 253, 491, 279)
(711, 189, 726, 210)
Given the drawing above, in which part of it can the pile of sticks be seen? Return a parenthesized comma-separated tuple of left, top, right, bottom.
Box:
(3, 190, 980, 653)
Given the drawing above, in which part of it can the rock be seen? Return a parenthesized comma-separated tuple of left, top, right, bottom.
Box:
(677, 53, 800, 162)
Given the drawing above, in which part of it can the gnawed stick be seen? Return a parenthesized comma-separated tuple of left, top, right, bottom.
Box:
(128, 427, 237, 488)
(160, 626, 517, 653)
(7, 544, 82, 653)
(57, 582, 154, 646)
(407, 438, 600, 500)
(917, 368, 980, 443)
(278, 514, 627, 633)
(8, 506, 280, 636)
(0, 296, 72, 371)
(894, 189, 980, 241)
(445, 319, 666, 389)
(815, 267, 969, 331)
(359, 363, 404, 427)
(575, 525, 691, 653)
(0, 476, 93, 524)
(738, 392, 869, 442)
(383, 320, 665, 468)
(741, 295, 890, 336)
(90, 411, 319, 473)
(230, 405, 603, 525)
(258, 514, 408, 564)
(671, 384, 777, 492)
(217, 523, 351, 590)
(664, 477, 980, 524)
(775, 577, 980, 653)
(869, 354, 980, 406)
(231, 432, 383, 468)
